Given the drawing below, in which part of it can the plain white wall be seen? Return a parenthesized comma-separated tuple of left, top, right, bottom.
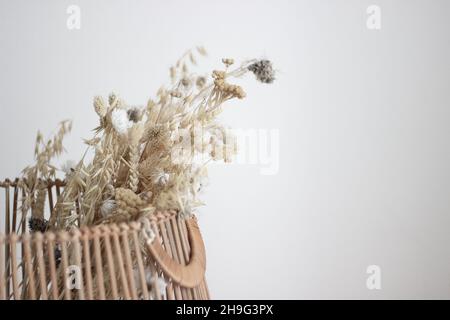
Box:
(1, 0, 450, 299)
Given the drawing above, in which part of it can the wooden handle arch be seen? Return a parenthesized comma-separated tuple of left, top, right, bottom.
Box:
(145, 217, 206, 288)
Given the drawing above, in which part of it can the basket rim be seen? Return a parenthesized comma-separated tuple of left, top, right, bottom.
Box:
(0, 178, 188, 242)
(0, 178, 65, 188)
(0, 210, 185, 243)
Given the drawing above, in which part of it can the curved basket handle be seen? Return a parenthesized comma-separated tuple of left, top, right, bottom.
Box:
(145, 217, 206, 288)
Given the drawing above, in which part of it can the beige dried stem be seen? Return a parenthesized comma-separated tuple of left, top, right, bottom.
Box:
(20, 120, 72, 222)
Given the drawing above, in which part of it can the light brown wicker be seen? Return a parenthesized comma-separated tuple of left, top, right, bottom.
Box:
(0, 178, 209, 300)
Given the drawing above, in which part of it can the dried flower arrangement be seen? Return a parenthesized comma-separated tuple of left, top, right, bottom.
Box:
(20, 48, 275, 232)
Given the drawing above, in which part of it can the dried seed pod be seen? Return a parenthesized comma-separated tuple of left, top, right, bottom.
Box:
(108, 92, 118, 106)
(181, 77, 191, 87)
(93, 96, 107, 117)
(212, 70, 226, 79)
(196, 46, 207, 56)
(196, 76, 206, 89)
(222, 58, 234, 67)
(115, 188, 147, 218)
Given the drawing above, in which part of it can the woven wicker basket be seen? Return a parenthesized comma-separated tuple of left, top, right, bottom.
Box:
(0, 179, 209, 300)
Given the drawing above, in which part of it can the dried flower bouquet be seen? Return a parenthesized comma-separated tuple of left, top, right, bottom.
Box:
(20, 48, 275, 232)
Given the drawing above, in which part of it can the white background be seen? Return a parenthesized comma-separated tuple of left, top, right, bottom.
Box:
(1, 0, 449, 299)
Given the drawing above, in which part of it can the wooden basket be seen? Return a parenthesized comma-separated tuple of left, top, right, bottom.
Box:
(0, 179, 209, 300)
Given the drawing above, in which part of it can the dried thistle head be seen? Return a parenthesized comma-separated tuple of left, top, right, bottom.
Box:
(28, 217, 49, 233)
(127, 107, 143, 123)
(141, 124, 171, 156)
(248, 59, 276, 83)
(143, 125, 163, 141)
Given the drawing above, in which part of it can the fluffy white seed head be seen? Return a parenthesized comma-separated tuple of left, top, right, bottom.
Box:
(111, 108, 133, 135)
